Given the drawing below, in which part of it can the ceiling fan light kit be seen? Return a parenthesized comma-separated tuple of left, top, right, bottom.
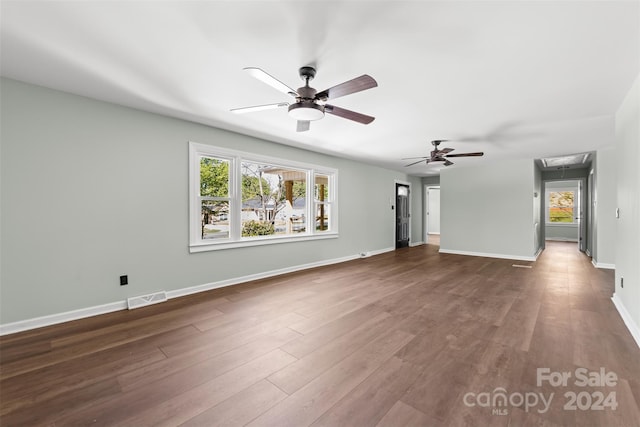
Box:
(232, 66, 377, 132)
(288, 101, 324, 121)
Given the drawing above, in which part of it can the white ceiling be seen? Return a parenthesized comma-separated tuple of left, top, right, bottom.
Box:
(1, 1, 638, 176)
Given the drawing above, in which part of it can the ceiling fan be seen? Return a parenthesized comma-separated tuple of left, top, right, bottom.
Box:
(403, 140, 484, 167)
(231, 66, 377, 132)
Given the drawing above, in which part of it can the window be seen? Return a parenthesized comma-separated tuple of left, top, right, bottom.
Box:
(189, 142, 338, 252)
(314, 174, 331, 232)
(199, 157, 231, 240)
(240, 161, 307, 237)
(547, 190, 576, 223)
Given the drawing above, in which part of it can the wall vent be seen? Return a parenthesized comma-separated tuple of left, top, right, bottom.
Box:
(127, 291, 167, 310)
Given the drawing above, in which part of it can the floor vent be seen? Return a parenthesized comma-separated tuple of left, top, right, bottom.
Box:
(512, 264, 533, 269)
(127, 291, 167, 310)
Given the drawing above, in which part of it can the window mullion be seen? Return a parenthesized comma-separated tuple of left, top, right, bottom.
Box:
(230, 156, 242, 240)
(307, 170, 314, 235)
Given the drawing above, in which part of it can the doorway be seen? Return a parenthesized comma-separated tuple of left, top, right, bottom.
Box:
(425, 186, 440, 245)
(542, 178, 587, 252)
(395, 182, 410, 248)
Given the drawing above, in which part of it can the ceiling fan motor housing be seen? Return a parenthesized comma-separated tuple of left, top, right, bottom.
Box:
(299, 66, 316, 81)
(289, 74, 325, 121)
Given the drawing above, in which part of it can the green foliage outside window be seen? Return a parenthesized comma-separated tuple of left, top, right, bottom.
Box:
(242, 220, 275, 236)
(549, 191, 575, 223)
(200, 158, 228, 197)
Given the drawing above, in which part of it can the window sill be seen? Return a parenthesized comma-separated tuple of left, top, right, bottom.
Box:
(189, 232, 339, 253)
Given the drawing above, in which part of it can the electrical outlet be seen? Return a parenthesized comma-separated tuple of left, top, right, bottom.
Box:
(120, 275, 128, 286)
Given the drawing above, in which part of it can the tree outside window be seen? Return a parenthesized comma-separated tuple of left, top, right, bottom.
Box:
(240, 162, 307, 237)
(199, 157, 230, 239)
(548, 191, 575, 223)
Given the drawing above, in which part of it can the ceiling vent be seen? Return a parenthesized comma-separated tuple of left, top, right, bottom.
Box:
(541, 153, 590, 168)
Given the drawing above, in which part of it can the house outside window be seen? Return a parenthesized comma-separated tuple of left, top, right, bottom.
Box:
(189, 142, 338, 252)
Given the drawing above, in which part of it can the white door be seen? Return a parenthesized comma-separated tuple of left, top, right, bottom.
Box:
(427, 187, 440, 234)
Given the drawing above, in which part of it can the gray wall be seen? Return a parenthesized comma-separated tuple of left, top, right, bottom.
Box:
(0, 78, 422, 325)
(614, 74, 640, 337)
(545, 224, 578, 241)
(440, 159, 536, 259)
(533, 162, 543, 252)
(594, 147, 617, 266)
(421, 176, 440, 186)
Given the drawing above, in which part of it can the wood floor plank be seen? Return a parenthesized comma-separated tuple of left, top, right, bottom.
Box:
(179, 379, 287, 427)
(115, 349, 297, 427)
(0, 343, 166, 416)
(289, 280, 415, 335)
(1, 241, 637, 427)
(279, 303, 386, 359)
(268, 312, 392, 394)
(118, 327, 301, 392)
(193, 295, 312, 332)
(248, 330, 415, 427)
(161, 312, 305, 358)
(375, 400, 439, 427)
(49, 298, 226, 349)
(0, 377, 123, 426)
(400, 350, 475, 423)
(0, 324, 201, 380)
(490, 297, 541, 352)
(52, 334, 297, 426)
(310, 356, 421, 427)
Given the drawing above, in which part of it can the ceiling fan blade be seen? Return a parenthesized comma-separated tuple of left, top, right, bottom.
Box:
(401, 156, 429, 160)
(243, 67, 298, 97)
(438, 148, 455, 154)
(296, 120, 310, 132)
(315, 75, 377, 101)
(444, 152, 484, 158)
(444, 160, 454, 166)
(324, 105, 375, 124)
(230, 102, 289, 114)
(404, 159, 425, 167)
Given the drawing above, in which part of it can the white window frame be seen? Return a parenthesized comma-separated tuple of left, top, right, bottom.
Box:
(189, 142, 338, 253)
(545, 187, 578, 225)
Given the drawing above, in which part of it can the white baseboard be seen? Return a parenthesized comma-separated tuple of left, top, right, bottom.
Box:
(592, 259, 616, 270)
(534, 247, 543, 260)
(0, 301, 127, 336)
(428, 232, 441, 235)
(611, 293, 640, 349)
(545, 237, 579, 242)
(167, 252, 369, 299)
(409, 241, 424, 247)
(438, 248, 536, 262)
(0, 248, 395, 336)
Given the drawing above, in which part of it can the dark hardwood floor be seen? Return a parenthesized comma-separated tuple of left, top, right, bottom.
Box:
(1, 241, 639, 426)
